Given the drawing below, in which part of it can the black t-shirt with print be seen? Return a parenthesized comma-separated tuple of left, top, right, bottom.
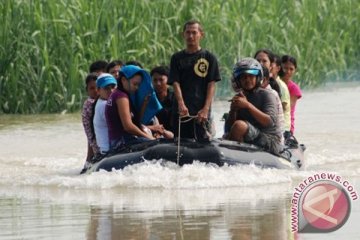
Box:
(169, 49, 221, 115)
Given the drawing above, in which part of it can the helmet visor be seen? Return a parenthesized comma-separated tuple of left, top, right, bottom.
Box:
(244, 69, 260, 75)
(234, 69, 260, 79)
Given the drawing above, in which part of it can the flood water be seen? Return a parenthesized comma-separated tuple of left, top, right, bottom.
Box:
(0, 82, 359, 239)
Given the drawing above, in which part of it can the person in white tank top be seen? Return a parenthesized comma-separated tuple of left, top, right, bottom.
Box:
(93, 73, 117, 154)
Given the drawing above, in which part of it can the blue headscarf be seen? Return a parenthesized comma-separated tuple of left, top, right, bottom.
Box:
(120, 65, 163, 124)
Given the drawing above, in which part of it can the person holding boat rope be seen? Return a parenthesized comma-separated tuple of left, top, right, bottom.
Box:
(224, 58, 282, 155)
(169, 20, 221, 141)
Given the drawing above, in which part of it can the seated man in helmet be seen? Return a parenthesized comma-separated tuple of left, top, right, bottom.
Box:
(224, 58, 282, 155)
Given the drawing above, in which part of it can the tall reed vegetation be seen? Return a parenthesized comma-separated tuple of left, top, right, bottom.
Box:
(0, 0, 359, 113)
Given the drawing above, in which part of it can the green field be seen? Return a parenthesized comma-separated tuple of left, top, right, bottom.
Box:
(1, 0, 359, 113)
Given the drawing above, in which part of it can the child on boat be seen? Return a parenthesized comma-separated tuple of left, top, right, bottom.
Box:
(93, 73, 117, 154)
(81, 73, 99, 172)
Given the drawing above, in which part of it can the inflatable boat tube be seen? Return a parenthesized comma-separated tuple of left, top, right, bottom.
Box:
(86, 138, 305, 173)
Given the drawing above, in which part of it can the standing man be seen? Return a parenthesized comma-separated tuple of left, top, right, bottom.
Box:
(169, 20, 221, 141)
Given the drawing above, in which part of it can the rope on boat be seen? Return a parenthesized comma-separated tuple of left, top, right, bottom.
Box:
(177, 115, 197, 165)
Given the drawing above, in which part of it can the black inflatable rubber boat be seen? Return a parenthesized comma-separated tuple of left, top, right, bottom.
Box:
(85, 138, 305, 173)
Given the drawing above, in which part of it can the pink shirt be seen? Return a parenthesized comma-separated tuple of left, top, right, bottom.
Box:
(287, 80, 302, 133)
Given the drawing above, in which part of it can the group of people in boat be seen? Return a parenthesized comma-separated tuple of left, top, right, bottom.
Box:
(81, 20, 302, 172)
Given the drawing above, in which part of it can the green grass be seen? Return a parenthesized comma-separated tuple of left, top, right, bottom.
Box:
(0, 0, 359, 113)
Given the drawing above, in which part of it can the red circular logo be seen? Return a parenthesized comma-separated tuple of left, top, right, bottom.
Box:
(301, 182, 350, 231)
